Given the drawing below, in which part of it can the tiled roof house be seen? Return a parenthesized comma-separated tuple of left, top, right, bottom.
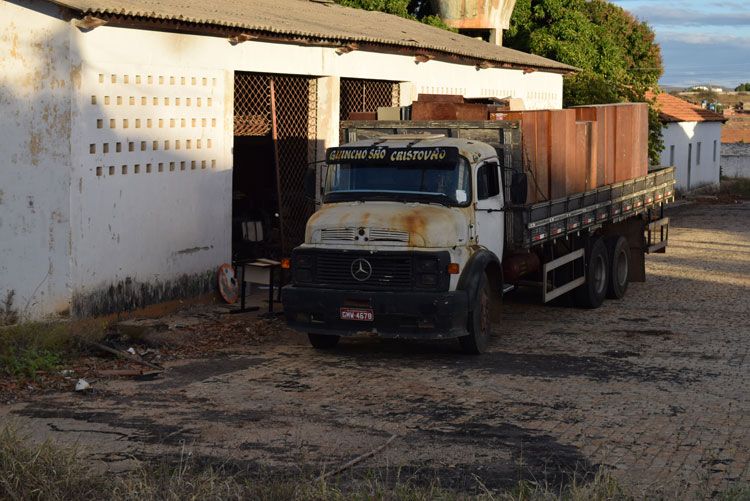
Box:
(647, 92, 725, 192)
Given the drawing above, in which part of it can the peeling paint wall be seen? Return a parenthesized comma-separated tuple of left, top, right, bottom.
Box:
(3, 0, 564, 319)
(0, 1, 72, 318)
(65, 23, 561, 317)
(68, 29, 232, 317)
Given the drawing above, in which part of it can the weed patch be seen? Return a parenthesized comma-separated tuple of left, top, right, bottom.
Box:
(721, 178, 750, 199)
(1, 290, 19, 326)
(0, 319, 106, 381)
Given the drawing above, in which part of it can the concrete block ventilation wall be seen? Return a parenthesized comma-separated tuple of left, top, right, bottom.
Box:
(69, 61, 232, 318)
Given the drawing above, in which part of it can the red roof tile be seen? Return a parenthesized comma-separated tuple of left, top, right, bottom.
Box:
(645, 91, 726, 123)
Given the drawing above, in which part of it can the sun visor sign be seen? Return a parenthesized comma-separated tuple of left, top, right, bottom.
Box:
(326, 146, 458, 165)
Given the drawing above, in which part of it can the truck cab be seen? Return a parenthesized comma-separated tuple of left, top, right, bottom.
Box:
(282, 134, 508, 353)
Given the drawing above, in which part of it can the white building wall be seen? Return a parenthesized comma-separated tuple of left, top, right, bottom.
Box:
(658, 121, 722, 192)
(721, 143, 750, 178)
(67, 50, 233, 316)
(0, 2, 73, 319)
(2, 1, 564, 319)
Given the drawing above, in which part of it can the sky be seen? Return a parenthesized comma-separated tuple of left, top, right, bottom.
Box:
(609, 0, 750, 89)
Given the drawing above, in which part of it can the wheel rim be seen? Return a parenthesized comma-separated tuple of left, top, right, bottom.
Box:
(591, 254, 606, 295)
(614, 249, 628, 288)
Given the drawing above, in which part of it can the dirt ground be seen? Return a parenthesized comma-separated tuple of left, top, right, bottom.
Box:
(2, 201, 749, 497)
(722, 115, 750, 143)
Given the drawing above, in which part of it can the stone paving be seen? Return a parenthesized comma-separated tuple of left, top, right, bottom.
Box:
(1, 201, 749, 497)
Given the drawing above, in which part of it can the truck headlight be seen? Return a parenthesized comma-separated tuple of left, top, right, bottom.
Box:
(420, 274, 437, 286)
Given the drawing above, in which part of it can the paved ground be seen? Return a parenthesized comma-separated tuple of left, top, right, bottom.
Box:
(2, 201, 749, 497)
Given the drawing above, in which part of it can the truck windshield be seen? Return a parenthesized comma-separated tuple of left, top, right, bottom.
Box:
(323, 157, 471, 207)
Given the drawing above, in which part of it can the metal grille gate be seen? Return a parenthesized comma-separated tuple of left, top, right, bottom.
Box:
(340, 78, 400, 122)
(234, 73, 317, 254)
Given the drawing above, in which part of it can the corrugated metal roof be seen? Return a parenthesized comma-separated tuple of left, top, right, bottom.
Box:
(50, 0, 577, 72)
(646, 91, 726, 124)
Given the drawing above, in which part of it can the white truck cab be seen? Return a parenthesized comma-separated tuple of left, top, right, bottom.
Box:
(283, 134, 512, 353)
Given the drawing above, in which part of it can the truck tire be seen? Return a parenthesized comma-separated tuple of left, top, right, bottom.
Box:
(459, 274, 492, 354)
(606, 236, 630, 299)
(308, 333, 340, 349)
(574, 238, 609, 309)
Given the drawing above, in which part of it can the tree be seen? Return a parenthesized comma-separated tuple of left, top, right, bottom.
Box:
(337, 0, 665, 163)
(736, 83, 750, 92)
(504, 0, 664, 164)
(334, 0, 451, 29)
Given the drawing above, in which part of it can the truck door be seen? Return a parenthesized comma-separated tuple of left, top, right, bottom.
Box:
(474, 159, 504, 259)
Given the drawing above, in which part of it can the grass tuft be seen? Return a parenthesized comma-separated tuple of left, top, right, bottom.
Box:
(721, 177, 750, 199)
(0, 319, 106, 380)
(1, 425, 748, 500)
(0, 425, 105, 499)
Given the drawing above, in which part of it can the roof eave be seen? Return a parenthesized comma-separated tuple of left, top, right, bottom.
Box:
(70, 9, 579, 75)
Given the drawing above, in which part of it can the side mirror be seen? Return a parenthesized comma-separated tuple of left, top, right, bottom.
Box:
(510, 171, 528, 205)
(303, 168, 317, 200)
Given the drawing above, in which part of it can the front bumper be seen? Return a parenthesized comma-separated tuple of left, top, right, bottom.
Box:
(282, 285, 468, 339)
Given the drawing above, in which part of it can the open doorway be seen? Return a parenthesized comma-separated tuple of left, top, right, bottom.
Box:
(232, 73, 318, 261)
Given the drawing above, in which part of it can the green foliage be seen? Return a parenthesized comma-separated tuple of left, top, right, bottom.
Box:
(335, 0, 410, 18)
(1, 346, 64, 380)
(334, 0, 455, 31)
(735, 83, 750, 92)
(0, 321, 83, 381)
(505, 0, 665, 164)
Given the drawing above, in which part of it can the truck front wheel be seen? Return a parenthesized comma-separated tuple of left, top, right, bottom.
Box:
(308, 333, 340, 349)
(459, 274, 492, 354)
(574, 238, 609, 309)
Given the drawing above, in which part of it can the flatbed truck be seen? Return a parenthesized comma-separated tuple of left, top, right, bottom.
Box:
(282, 120, 674, 353)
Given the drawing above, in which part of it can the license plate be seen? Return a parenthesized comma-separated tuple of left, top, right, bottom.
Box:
(340, 307, 374, 322)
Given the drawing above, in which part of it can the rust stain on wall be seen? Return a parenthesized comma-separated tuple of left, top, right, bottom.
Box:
(29, 131, 42, 165)
(10, 32, 25, 64)
(0, 189, 4, 205)
(70, 63, 82, 90)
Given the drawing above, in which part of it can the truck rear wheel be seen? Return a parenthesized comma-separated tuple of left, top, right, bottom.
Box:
(308, 333, 340, 349)
(459, 274, 492, 354)
(606, 236, 630, 299)
(574, 238, 609, 309)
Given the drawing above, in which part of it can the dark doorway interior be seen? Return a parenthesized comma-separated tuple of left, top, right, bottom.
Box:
(232, 72, 317, 261)
(232, 135, 277, 261)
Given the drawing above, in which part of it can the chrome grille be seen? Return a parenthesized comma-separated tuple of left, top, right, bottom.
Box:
(316, 254, 413, 289)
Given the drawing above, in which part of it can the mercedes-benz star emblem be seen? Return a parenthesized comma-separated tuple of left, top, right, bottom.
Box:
(350, 258, 373, 281)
